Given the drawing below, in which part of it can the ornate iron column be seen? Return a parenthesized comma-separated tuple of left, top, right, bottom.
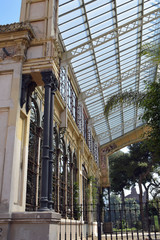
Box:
(40, 70, 57, 211)
(48, 77, 58, 210)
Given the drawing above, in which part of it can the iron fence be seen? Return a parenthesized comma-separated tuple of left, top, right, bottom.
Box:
(58, 201, 160, 240)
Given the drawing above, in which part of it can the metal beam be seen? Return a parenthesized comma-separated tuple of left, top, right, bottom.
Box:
(82, 60, 154, 99)
(61, 8, 160, 62)
(98, 115, 143, 142)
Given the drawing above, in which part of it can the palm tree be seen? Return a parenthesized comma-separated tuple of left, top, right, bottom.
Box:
(104, 90, 145, 119)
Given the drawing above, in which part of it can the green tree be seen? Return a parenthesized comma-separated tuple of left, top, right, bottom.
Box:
(124, 198, 140, 229)
(127, 141, 160, 226)
(149, 168, 160, 199)
(127, 142, 154, 203)
(109, 142, 158, 224)
(109, 151, 132, 204)
(140, 79, 160, 158)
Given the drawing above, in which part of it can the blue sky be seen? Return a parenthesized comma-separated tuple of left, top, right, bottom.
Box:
(0, 0, 21, 25)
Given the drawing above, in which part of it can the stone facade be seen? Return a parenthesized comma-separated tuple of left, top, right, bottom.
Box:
(0, 1, 101, 239)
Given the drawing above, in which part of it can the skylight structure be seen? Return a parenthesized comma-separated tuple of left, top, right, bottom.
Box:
(58, 0, 160, 146)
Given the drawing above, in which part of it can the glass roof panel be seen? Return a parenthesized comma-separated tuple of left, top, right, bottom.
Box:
(117, 2, 139, 26)
(59, 8, 82, 24)
(85, 1, 112, 13)
(58, 0, 160, 146)
(109, 115, 121, 128)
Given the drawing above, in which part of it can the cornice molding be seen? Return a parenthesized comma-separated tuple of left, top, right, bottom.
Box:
(0, 22, 35, 37)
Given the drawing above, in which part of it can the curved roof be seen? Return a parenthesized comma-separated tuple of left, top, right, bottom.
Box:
(58, 0, 160, 146)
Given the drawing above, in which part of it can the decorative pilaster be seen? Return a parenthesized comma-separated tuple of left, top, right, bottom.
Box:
(40, 70, 57, 211)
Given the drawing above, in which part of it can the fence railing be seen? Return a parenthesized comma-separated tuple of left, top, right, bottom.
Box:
(58, 201, 160, 240)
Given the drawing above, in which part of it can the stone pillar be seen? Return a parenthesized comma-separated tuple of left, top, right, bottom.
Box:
(0, 212, 61, 240)
(0, 24, 34, 213)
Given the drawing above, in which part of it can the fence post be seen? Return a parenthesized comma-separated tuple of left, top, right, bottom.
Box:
(97, 203, 102, 240)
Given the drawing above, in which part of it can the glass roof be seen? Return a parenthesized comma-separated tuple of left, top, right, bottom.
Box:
(58, 0, 160, 146)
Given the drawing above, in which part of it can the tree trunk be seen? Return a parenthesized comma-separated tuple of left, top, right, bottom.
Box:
(138, 178, 145, 229)
(121, 189, 125, 220)
(143, 183, 149, 202)
(121, 189, 125, 205)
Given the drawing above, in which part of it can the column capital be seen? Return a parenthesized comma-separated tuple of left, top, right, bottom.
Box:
(51, 78, 58, 93)
(41, 70, 58, 91)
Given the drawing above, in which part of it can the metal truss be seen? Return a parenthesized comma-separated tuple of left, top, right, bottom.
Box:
(59, 0, 160, 146)
(90, 102, 142, 126)
(98, 115, 143, 142)
(83, 60, 154, 99)
(62, 8, 160, 61)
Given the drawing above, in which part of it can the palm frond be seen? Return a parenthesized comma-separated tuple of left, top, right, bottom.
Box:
(140, 43, 160, 64)
(104, 91, 146, 118)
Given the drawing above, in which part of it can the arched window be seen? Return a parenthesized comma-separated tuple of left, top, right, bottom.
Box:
(26, 98, 41, 211)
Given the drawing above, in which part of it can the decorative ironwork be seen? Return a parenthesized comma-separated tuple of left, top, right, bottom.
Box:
(73, 152, 77, 183)
(94, 142, 99, 165)
(92, 136, 95, 155)
(59, 139, 66, 216)
(83, 110, 88, 144)
(64, 8, 160, 60)
(58, 201, 160, 240)
(82, 165, 88, 222)
(77, 102, 84, 134)
(58, 0, 160, 147)
(91, 101, 141, 125)
(87, 127, 92, 153)
(60, 66, 78, 122)
(98, 114, 143, 141)
(59, 127, 66, 140)
(52, 126, 78, 217)
(26, 98, 42, 211)
(20, 74, 37, 114)
(60, 66, 66, 102)
(67, 146, 73, 217)
(52, 126, 59, 211)
(83, 61, 154, 99)
(40, 70, 58, 211)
